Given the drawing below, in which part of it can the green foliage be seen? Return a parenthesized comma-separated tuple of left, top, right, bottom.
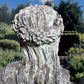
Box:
(4, 33, 18, 41)
(60, 33, 84, 82)
(68, 47, 75, 54)
(80, 21, 84, 33)
(79, 33, 84, 40)
(67, 54, 84, 72)
(0, 4, 11, 24)
(11, 3, 30, 21)
(26, 2, 30, 7)
(0, 25, 7, 34)
(53, 5, 58, 11)
(57, 1, 82, 32)
(0, 48, 22, 70)
(79, 33, 84, 49)
(64, 45, 84, 82)
(11, 4, 25, 21)
(0, 22, 22, 70)
(0, 22, 9, 38)
(0, 22, 14, 39)
(70, 72, 84, 83)
(0, 3, 30, 24)
(63, 31, 79, 35)
(0, 39, 20, 51)
(0, 22, 18, 41)
(75, 72, 84, 82)
(44, 1, 53, 7)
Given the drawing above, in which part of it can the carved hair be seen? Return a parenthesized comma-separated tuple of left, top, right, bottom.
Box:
(12, 5, 64, 46)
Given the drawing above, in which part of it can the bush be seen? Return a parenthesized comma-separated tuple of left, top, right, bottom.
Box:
(0, 22, 7, 39)
(64, 46, 84, 82)
(75, 72, 84, 82)
(0, 22, 13, 33)
(68, 47, 75, 54)
(0, 22, 15, 39)
(0, 48, 22, 70)
(4, 33, 18, 41)
(0, 39, 20, 51)
(79, 33, 84, 40)
(66, 47, 84, 72)
(0, 22, 22, 70)
(69, 55, 84, 72)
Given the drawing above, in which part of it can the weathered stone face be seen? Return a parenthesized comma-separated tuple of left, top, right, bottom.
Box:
(0, 5, 71, 84)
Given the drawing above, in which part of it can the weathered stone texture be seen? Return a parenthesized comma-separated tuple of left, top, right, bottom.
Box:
(0, 5, 71, 84)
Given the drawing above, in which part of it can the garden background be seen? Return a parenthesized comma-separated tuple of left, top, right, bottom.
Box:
(0, 0, 84, 83)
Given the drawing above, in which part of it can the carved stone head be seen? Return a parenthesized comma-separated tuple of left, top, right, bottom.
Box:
(12, 5, 64, 46)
